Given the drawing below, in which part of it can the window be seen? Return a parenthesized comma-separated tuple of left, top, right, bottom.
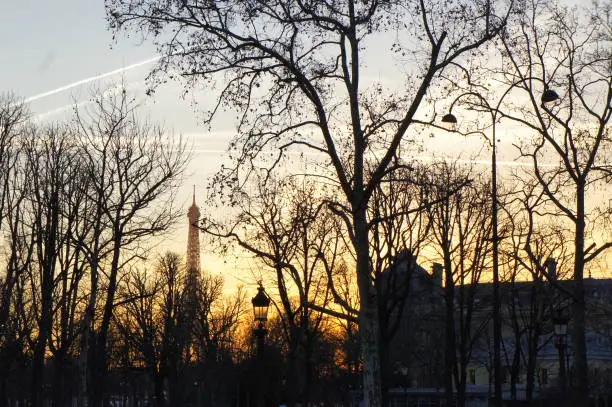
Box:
(469, 369, 476, 385)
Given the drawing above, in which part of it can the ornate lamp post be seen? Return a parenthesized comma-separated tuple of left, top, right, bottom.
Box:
(552, 308, 570, 392)
(251, 283, 270, 407)
(252, 283, 271, 357)
(440, 85, 559, 407)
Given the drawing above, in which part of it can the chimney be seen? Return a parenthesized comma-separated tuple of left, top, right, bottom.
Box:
(545, 258, 557, 281)
(432, 263, 443, 287)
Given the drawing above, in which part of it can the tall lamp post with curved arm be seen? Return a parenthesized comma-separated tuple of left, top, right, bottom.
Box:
(441, 87, 559, 407)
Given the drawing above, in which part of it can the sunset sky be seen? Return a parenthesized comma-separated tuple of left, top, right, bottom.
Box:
(0, 1, 246, 279)
(1, 0, 584, 285)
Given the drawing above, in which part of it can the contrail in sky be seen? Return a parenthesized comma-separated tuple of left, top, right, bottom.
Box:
(36, 81, 145, 120)
(25, 56, 160, 103)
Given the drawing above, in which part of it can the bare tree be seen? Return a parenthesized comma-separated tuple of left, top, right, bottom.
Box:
(0, 94, 30, 407)
(192, 273, 246, 407)
(0, 89, 188, 406)
(368, 165, 433, 404)
(487, 1, 612, 401)
(46, 141, 94, 407)
(424, 161, 493, 407)
(0, 93, 29, 341)
(114, 265, 164, 406)
(201, 176, 340, 407)
(72, 89, 190, 406)
(500, 190, 573, 402)
(114, 251, 246, 407)
(156, 251, 187, 407)
(19, 123, 86, 407)
(106, 1, 514, 402)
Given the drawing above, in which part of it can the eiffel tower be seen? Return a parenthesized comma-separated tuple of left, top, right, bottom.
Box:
(182, 186, 202, 363)
(186, 185, 201, 279)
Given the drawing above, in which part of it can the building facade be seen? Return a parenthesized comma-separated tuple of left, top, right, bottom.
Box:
(386, 256, 612, 404)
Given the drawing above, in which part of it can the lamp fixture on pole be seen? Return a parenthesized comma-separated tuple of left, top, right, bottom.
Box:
(541, 88, 560, 104)
(251, 283, 270, 357)
(552, 308, 570, 392)
(441, 113, 458, 124)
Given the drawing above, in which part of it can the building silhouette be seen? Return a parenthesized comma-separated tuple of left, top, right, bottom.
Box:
(377, 256, 612, 406)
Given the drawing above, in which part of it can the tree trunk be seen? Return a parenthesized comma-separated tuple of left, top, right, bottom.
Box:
(32, 292, 52, 407)
(32, 221, 58, 407)
(355, 204, 382, 407)
(80, 252, 101, 407)
(444, 255, 456, 407)
(526, 324, 540, 403)
(94, 228, 123, 407)
(52, 349, 67, 407)
(53, 251, 73, 407)
(572, 182, 588, 403)
(79, 195, 104, 407)
(0, 374, 6, 407)
(302, 318, 313, 407)
(379, 340, 390, 407)
(457, 344, 468, 407)
(153, 368, 166, 407)
(510, 338, 520, 401)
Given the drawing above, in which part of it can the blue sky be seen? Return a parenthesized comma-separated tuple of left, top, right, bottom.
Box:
(2, 2, 150, 103)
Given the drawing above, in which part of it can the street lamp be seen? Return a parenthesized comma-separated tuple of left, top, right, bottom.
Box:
(251, 283, 271, 407)
(541, 88, 560, 105)
(251, 283, 270, 357)
(441, 94, 503, 407)
(441, 113, 458, 125)
(440, 86, 559, 407)
(552, 308, 570, 392)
